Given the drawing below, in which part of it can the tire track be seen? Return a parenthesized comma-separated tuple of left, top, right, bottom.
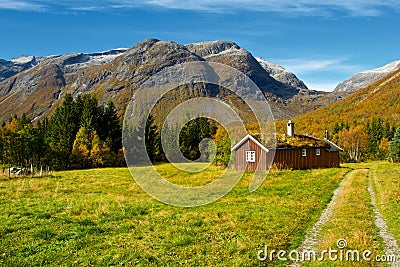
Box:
(368, 172, 400, 267)
(291, 168, 400, 266)
(289, 169, 354, 266)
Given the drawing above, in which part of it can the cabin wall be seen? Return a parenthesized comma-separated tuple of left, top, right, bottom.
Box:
(273, 148, 340, 170)
(235, 138, 269, 171)
(235, 145, 340, 171)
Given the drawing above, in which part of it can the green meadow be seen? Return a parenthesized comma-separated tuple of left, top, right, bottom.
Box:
(0, 162, 399, 266)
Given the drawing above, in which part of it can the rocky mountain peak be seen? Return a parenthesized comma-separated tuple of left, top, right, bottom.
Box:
(185, 40, 241, 58)
(256, 57, 308, 90)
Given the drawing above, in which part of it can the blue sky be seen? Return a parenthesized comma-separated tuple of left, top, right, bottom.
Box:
(1, 1, 400, 91)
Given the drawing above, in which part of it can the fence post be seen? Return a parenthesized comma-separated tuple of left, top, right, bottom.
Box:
(40, 166, 43, 177)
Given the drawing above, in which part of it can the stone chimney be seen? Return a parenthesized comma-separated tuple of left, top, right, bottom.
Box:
(287, 120, 295, 137)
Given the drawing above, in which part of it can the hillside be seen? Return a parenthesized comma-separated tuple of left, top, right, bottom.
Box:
(290, 68, 400, 137)
(0, 39, 337, 123)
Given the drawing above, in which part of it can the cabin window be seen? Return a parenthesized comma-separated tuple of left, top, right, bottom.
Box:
(316, 149, 321, 156)
(302, 149, 307, 157)
(246, 151, 256, 162)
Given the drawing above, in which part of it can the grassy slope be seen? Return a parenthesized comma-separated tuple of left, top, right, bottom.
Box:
(282, 69, 400, 137)
(0, 165, 347, 266)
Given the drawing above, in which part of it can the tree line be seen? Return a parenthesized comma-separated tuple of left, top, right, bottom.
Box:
(0, 94, 124, 171)
(131, 114, 231, 166)
(332, 118, 400, 163)
(4, 92, 397, 171)
(0, 94, 232, 171)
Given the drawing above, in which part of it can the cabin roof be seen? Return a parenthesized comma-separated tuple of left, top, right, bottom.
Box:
(231, 134, 270, 153)
(232, 133, 343, 152)
(275, 134, 330, 149)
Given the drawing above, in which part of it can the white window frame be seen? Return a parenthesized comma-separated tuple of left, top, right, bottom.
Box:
(302, 149, 307, 157)
(316, 149, 321, 156)
(246, 151, 256, 162)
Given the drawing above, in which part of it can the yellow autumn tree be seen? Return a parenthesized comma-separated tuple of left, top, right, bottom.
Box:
(338, 125, 369, 162)
(70, 127, 92, 169)
(379, 138, 390, 159)
(89, 132, 113, 168)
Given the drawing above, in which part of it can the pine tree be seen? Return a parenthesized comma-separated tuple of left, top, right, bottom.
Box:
(48, 94, 79, 169)
(388, 128, 400, 163)
(383, 121, 391, 139)
(0, 126, 4, 166)
(161, 122, 179, 163)
(366, 117, 385, 160)
(80, 94, 100, 131)
(100, 100, 122, 153)
(389, 125, 396, 141)
(215, 137, 231, 167)
(145, 114, 161, 163)
(179, 117, 217, 161)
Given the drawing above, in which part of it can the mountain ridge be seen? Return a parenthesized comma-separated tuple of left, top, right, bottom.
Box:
(0, 38, 338, 123)
(333, 60, 400, 93)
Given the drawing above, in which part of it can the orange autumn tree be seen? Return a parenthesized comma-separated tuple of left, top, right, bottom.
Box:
(338, 125, 369, 162)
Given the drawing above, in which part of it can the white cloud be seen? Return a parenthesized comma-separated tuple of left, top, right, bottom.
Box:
(0, 0, 46, 11)
(267, 57, 366, 92)
(2, 0, 400, 16)
(69, 6, 104, 11)
(272, 58, 363, 74)
(114, 0, 400, 16)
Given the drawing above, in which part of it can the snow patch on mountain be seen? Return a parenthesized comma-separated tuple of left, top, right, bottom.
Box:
(12, 56, 35, 64)
(362, 60, 400, 74)
(256, 57, 308, 90)
(334, 60, 400, 93)
(60, 49, 128, 73)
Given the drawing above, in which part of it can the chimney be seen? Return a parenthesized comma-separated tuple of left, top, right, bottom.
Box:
(325, 129, 329, 140)
(287, 120, 295, 137)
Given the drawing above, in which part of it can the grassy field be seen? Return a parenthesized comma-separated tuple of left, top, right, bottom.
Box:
(0, 164, 348, 266)
(0, 162, 399, 266)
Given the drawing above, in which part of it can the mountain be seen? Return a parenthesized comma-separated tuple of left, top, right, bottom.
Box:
(333, 60, 400, 93)
(184, 41, 339, 118)
(0, 56, 39, 81)
(0, 38, 336, 123)
(255, 57, 308, 91)
(290, 67, 400, 137)
(185, 41, 300, 100)
(0, 49, 128, 81)
(0, 39, 202, 121)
